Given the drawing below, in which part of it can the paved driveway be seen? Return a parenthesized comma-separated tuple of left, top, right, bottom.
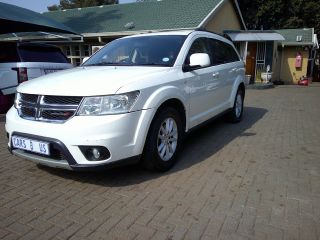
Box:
(1, 84, 320, 240)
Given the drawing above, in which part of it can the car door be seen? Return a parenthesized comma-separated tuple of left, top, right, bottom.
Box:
(182, 37, 225, 128)
(208, 39, 242, 105)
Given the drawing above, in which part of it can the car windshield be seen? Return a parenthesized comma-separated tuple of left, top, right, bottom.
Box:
(83, 35, 187, 67)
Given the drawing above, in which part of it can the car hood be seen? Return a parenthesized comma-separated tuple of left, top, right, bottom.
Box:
(17, 66, 171, 96)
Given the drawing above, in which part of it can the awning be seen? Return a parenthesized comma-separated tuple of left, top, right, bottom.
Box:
(0, 2, 78, 35)
(227, 32, 285, 42)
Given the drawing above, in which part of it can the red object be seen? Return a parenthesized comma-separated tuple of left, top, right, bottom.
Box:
(12, 67, 28, 83)
(298, 78, 308, 86)
(18, 67, 28, 83)
(295, 53, 302, 68)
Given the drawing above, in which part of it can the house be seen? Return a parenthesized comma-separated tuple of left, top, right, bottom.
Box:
(224, 30, 285, 83)
(43, 0, 247, 65)
(223, 29, 319, 84)
(3, 1, 316, 85)
(274, 28, 319, 84)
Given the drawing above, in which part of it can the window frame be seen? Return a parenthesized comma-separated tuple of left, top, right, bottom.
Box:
(183, 35, 241, 70)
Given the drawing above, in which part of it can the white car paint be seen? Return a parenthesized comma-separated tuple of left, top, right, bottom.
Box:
(6, 30, 245, 170)
(0, 62, 72, 95)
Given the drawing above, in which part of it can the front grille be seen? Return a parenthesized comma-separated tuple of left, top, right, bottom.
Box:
(20, 107, 36, 118)
(50, 147, 67, 160)
(43, 96, 82, 105)
(21, 93, 38, 103)
(17, 93, 83, 123)
(42, 110, 74, 121)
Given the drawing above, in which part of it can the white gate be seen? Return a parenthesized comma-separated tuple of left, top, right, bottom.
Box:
(255, 42, 266, 79)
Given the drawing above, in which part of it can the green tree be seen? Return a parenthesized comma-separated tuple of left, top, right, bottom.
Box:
(238, 0, 320, 35)
(48, 0, 118, 11)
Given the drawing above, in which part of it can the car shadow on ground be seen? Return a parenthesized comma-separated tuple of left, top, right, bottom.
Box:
(38, 106, 267, 186)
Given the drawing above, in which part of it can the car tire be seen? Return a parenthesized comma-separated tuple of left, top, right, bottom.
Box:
(228, 88, 244, 123)
(142, 107, 183, 172)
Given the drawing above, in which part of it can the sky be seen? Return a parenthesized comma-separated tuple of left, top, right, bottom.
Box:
(0, 0, 136, 13)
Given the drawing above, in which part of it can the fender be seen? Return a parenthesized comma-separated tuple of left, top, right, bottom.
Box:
(142, 85, 187, 109)
(142, 85, 189, 130)
(229, 72, 245, 108)
(129, 85, 189, 155)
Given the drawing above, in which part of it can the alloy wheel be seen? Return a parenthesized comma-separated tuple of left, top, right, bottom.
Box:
(157, 117, 178, 161)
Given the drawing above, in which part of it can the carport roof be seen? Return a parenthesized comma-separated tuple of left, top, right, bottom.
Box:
(225, 30, 284, 42)
(0, 2, 78, 35)
(43, 0, 246, 36)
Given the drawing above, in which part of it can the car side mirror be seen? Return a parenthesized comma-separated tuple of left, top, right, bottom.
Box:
(183, 53, 210, 72)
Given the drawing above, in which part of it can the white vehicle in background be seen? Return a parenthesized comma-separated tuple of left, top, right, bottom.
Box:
(0, 42, 72, 112)
(6, 30, 245, 172)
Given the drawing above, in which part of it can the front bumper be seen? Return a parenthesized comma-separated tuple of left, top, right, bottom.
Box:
(6, 107, 155, 170)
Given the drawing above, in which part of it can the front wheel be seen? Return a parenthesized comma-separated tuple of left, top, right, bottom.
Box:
(227, 88, 244, 123)
(142, 107, 183, 172)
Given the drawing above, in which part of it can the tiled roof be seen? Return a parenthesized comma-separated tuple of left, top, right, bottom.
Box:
(276, 28, 314, 46)
(43, 0, 223, 35)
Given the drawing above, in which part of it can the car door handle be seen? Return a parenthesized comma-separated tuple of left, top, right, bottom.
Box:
(212, 72, 219, 78)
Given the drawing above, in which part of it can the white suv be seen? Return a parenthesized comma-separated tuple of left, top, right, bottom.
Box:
(0, 42, 72, 96)
(6, 30, 245, 172)
(0, 42, 72, 113)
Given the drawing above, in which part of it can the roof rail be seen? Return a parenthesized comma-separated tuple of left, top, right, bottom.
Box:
(194, 28, 233, 41)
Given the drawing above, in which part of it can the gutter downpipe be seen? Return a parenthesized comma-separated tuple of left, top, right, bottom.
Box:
(309, 29, 317, 79)
(98, 36, 105, 44)
(278, 43, 284, 81)
(244, 41, 248, 63)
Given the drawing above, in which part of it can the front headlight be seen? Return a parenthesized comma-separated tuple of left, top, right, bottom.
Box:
(14, 93, 21, 109)
(77, 91, 140, 116)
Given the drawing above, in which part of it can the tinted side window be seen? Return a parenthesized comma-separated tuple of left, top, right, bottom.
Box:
(0, 44, 20, 63)
(184, 38, 209, 65)
(18, 47, 69, 63)
(206, 39, 226, 65)
(206, 39, 239, 65)
(223, 42, 240, 63)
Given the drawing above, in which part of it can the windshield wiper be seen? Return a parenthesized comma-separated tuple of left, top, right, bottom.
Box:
(84, 62, 171, 67)
(137, 63, 171, 67)
(84, 62, 119, 66)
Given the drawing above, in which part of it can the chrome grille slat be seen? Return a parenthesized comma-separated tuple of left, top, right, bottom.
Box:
(20, 107, 36, 118)
(20, 93, 38, 103)
(43, 96, 82, 105)
(18, 94, 82, 123)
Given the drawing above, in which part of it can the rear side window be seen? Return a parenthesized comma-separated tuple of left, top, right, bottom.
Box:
(18, 47, 69, 63)
(0, 44, 20, 63)
(206, 39, 240, 65)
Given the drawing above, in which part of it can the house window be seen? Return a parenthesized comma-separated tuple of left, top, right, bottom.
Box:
(66, 46, 71, 56)
(84, 45, 90, 56)
(74, 46, 80, 56)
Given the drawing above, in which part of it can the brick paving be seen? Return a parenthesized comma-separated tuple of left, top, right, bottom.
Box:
(1, 84, 320, 240)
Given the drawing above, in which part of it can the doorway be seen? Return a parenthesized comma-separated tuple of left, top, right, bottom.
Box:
(245, 42, 257, 83)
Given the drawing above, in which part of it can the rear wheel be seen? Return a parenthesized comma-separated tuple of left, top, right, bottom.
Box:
(142, 107, 183, 172)
(228, 88, 244, 123)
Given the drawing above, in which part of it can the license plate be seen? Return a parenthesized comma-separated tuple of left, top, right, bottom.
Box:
(12, 136, 50, 156)
(44, 69, 60, 75)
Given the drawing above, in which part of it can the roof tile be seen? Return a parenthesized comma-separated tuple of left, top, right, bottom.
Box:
(43, 0, 222, 34)
(276, 28, 314, 45)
